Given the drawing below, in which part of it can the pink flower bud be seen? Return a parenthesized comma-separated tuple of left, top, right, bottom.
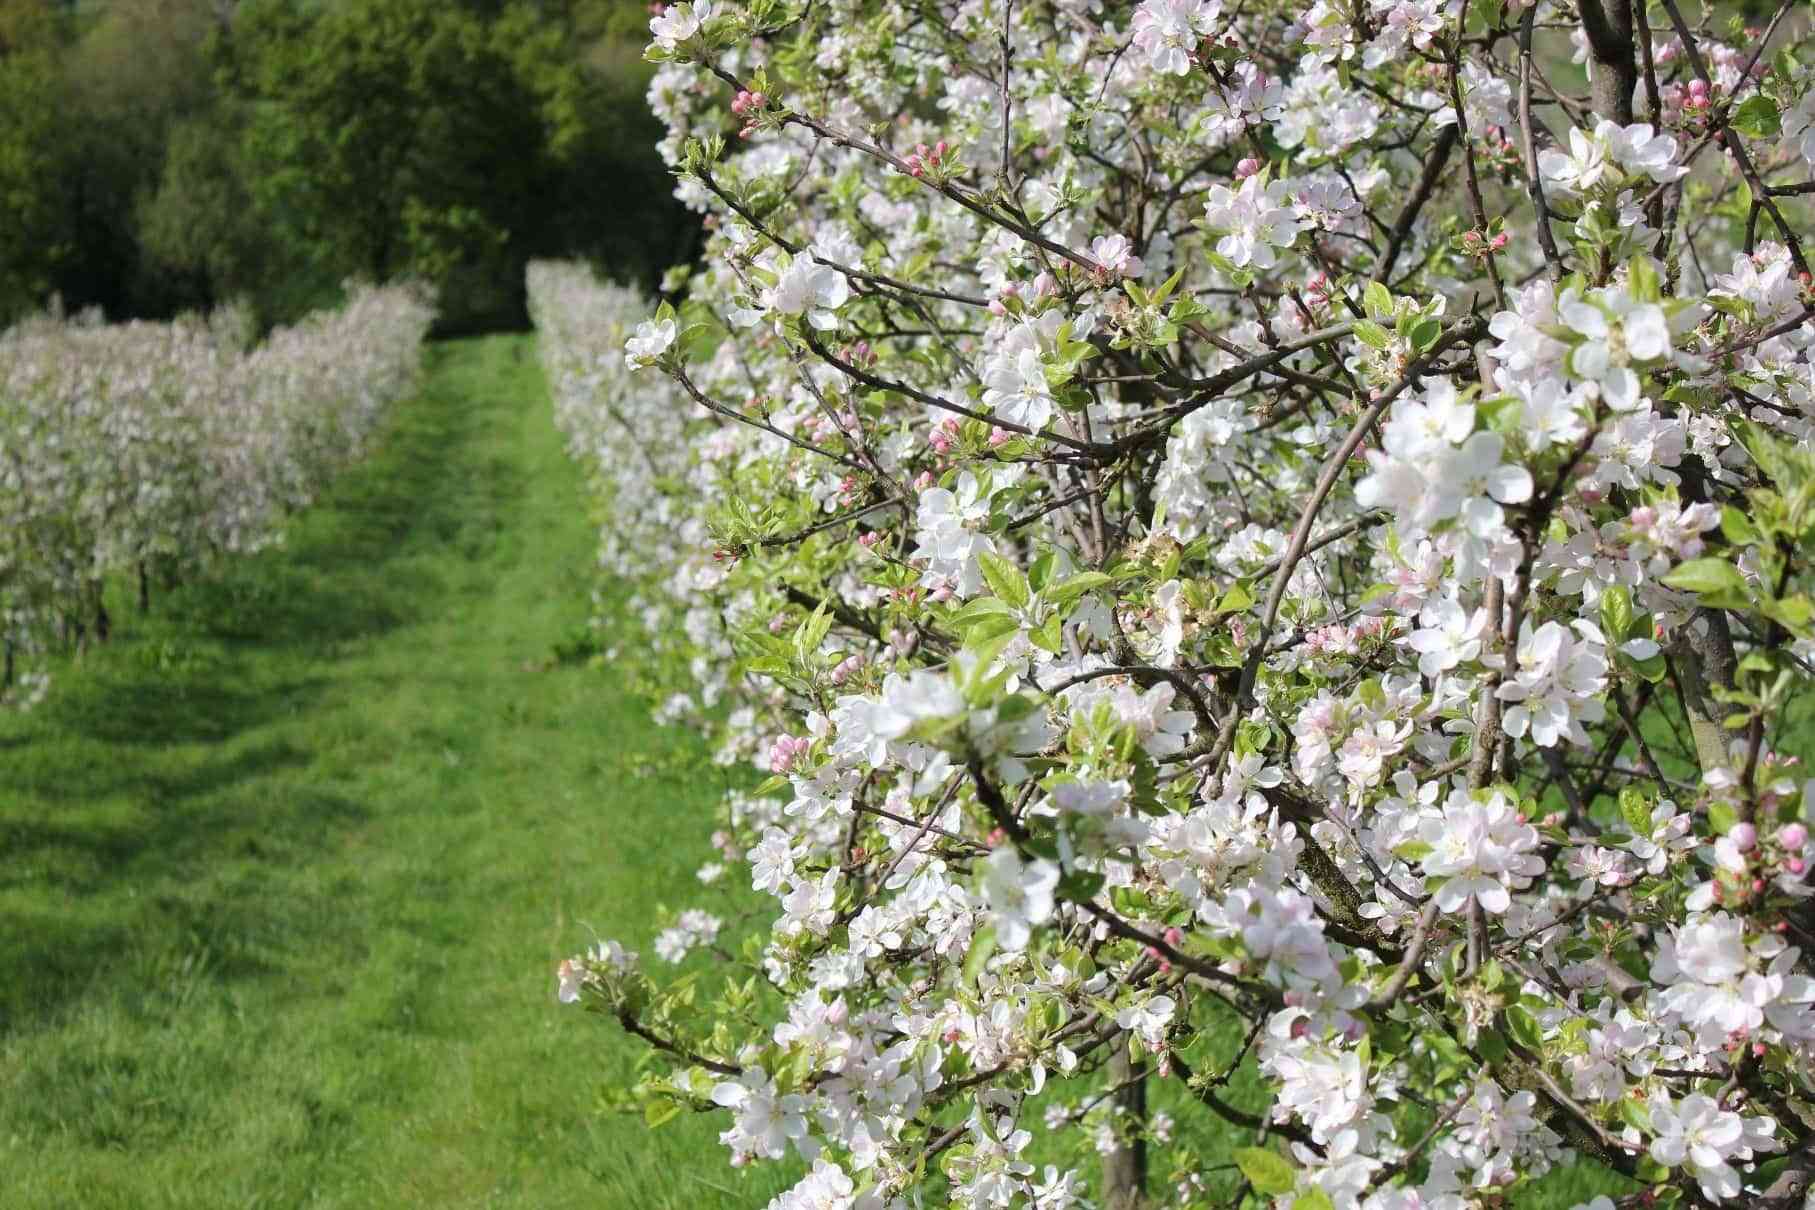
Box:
(768, 734, 809, 773)
(1163, 927, 1183, 946)
(1732, 822, 1758, 851)
(1790, 857, 1807, 876)
(1780, 823, 1808, 850)
(988, 426, 1012, 447)
(1235, 157, 1261, 178)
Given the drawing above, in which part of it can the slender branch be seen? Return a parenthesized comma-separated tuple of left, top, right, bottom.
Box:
(1519, 7, 1566, 279)
(1210, 317, 1487, 765)
(1659, 0, 1810, 276)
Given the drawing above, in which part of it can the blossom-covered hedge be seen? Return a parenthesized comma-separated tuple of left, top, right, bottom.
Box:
(0, 283, 434, 699)
(549, 0, 1815, 1206)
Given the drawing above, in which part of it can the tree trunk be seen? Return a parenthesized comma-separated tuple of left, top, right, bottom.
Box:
(1671, 461, 1741, 783)
(1100, 1049, 1147, 1210)
(1579, 0, 1637, 124)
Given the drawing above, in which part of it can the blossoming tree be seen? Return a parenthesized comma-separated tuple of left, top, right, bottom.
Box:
(0, 284, 433, 702)
(547, 0, 1815, 1204)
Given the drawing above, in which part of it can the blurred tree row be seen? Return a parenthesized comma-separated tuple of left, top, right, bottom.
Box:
(0, 0, 690, 332)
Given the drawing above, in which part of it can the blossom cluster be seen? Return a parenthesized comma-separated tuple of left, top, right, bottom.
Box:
(548, 1, 1815, 1206)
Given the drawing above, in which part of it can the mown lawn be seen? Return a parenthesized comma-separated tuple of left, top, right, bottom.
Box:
(0, 335, 789, 1209)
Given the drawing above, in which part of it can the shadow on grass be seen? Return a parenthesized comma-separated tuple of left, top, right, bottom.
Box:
(31, 669, 331, 750)
(0, 780, 370, 1031)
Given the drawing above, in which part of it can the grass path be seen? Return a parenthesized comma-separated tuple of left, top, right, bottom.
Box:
(0, 335, 787, 1209)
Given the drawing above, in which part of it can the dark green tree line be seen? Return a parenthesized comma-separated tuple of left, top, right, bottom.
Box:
(0, 0, 689, 331)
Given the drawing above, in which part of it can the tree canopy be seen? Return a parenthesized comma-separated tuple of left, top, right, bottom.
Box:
(0, 0, 689, 330)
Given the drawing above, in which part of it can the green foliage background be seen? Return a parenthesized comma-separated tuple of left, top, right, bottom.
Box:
(0, 0, 690, 333)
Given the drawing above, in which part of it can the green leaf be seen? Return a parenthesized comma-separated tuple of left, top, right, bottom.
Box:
(1731, 95, 1782, 139)
(1619, 785, 1653, 836)
(1661, 557, 1748, 598)
(964, 614, 1022, 644)
(1028, 549, 1057, 593)
(1233, 1146, 1298, 1195)
(1047, 571, 1113, 607)
(1407, 317, 1442, 352)
(1217, 579, 1256, 614)
(1057, 868, 1105, 902)
(1294, 1190, 1335, 1210)
(1709, 799, 1739, 836)
(796, 603, 833, 655)
(1734, 416, 1815, 510)
(963, 926, 998, 987)
(1765, 593, 1814, 637)
(1363, 281, 1394, 319)
(1151, 267, 1186, 306)
(949, 596, 1019, 624)
(1353, 320, 1394, 350)
(1720, 504, 1760, 546)
(978, 551, 1031, 609)
(994, 693, 1039, 723)
(1627, 256, 1663, 304)
(1504, 1004, 1542, 1051)
(1600, 584, 1633, 642)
